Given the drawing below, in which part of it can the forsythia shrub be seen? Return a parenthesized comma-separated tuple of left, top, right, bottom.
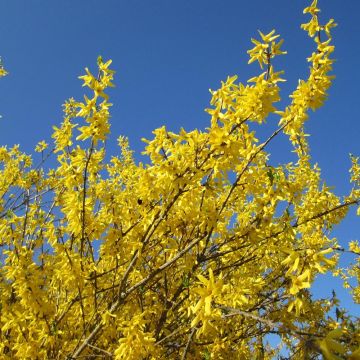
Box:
(0, 1, 359, 359)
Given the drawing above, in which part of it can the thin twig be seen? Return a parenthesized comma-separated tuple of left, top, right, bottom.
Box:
(181, 327, 197, 360)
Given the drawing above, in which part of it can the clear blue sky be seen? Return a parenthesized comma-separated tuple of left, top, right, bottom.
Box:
(0, 1, 359, 315)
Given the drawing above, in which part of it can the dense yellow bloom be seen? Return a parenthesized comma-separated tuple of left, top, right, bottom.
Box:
(0, 2, 359, 360)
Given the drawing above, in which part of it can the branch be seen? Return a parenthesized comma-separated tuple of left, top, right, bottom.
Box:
(293, 199, 359, 228)
(219, 119, 291, 215)
(80, 142, 94, 258)
(219, 305, 278, 329)
(87, 343, 113, 357)
(71, 232, 207, 358)
(181, 327, 197, 360)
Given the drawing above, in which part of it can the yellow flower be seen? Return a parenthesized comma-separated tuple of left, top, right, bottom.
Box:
(35, 140, 48, 153)
(303, 0, 320, 16)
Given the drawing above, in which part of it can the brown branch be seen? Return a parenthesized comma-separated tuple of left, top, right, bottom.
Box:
(80, 142, 94, 258)
(181, 327, 197, 360)
(155, 327, 184, 346)
(87, 343, 113, 357)
(293, 199, 359, 228)
(71, 231, 207, 358)
(219, 119, 291, 216)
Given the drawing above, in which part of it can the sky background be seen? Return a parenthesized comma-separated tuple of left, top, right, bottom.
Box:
(0, 0, 359, 317)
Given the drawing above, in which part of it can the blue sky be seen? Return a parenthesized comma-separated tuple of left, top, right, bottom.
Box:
(0, 0, 359, 315)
